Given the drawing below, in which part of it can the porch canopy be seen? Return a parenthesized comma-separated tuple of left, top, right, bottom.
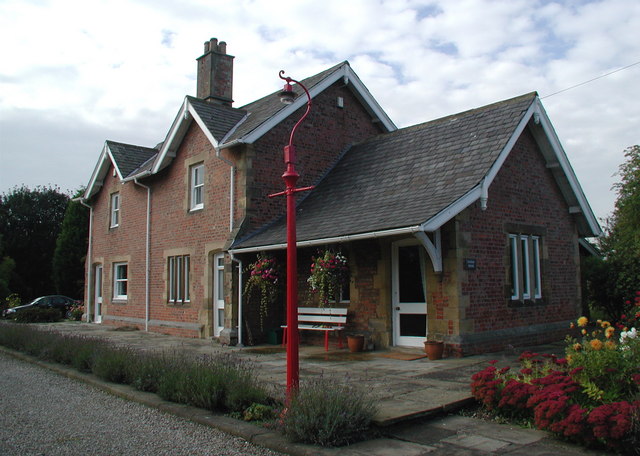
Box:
(229, 92, 600, 266)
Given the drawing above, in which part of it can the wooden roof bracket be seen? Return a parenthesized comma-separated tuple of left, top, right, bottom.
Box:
(414, 229, 442, 274)
(480, 177, 489, 211)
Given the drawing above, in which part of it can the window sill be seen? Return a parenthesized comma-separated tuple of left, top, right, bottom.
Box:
(189, 206, 203, 213)
(112, 299, 127, 304)
(508, 298, 546, 308)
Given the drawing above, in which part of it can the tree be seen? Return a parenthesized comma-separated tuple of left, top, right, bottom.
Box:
(52, 189, 89, 299)
(0, 235, 16, 302)
(586, 145, 640, 319)
(0, 186, 70, 300)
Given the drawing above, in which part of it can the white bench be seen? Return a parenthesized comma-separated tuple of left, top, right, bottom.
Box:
(281, 307, 348, 351)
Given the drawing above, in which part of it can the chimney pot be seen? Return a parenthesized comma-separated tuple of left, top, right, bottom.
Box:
(196, 37, 234, 106)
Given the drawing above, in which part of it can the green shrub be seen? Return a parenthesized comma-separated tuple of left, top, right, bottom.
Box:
(92, 345, 136, 383)
(129, 351, 167, 393)
(14, 307, 63, 323)
(281, 377, 377, 447)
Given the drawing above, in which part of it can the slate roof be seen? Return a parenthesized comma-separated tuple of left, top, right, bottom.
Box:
(106, 141, 158, 179)
(186, 96, 247, 142)
(232, 92, 538, 249)
(223, 62, 349, 144)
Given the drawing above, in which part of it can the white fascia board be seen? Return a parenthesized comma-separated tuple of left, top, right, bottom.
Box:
(481, 102, 537, 195)
(187, 102, 220, 149)
(342, 65, 396, 132)
(229, 225, 422, 254)
(151, 98, 190, 174)
(532, 99, 602, 236)
(84, 143, 117, 199)
(421, 185, 483, 232)
(232, 64, 396, 146)
(105, 144, 124, 181)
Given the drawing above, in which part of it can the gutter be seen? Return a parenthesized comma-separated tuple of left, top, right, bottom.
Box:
(133, 178, 151, 332)
(74, 197, 93, 322)
(228, 225, 423, 254)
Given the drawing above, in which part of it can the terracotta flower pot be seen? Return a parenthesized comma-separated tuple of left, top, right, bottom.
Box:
(347, 335, 365, 352)
(424, 341, 444, 360)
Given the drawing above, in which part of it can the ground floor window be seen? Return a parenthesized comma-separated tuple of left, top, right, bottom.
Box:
(113, 262, 128, 300)
(168, 255, 190, 304)
(508, 234, 542, 301)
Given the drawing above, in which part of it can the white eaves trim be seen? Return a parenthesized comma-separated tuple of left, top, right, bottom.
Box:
(83, 142, 124, 199)
(531, 99, 602, 236)
(151, 98, 223, 174)
(222, 63, 397, 148)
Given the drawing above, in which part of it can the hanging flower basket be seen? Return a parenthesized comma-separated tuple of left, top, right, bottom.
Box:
(244, 253, 280, 331)
(307, 250, 349, 306)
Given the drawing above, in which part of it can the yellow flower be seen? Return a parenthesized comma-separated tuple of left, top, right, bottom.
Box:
(605, 340, 616, 350)
(581, 329, 587, 335)
(567, 354, 573, 362)
(592, 331, 599, 337)
(590, 339, 603, 351)
(605, 327, 615, 339)
(601, 321, 611, 328)
(577, 317, 588, 327)
(573, 343, 582, 351)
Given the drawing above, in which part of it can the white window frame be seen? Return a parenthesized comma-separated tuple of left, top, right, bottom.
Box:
(113, 262, 128, 300)
(532, 236, 542, 299)
(509, 234, 542, 301)
(168, 255, 190, 304)
(190, 164, 204, 211)
(509, 234, 519, 300)
(110, 193, 120, 228)
(520, 237, 530, 300)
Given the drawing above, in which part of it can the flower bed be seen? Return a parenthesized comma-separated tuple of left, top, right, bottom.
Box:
(471, 318, 640, 452)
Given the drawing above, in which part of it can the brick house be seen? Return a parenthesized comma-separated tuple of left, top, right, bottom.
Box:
(80, 38, 601, 355)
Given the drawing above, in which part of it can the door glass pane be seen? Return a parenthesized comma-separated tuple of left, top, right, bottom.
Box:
(400, 314, 427, 337)
(398, 246, 425, 303)
(218, 309, 225, 328)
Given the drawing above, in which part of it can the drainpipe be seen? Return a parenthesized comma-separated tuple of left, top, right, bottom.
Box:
(75, 198, 93, 322)
(229, 253, 243, 347)
(133, 178, 151, 332)
(215, 147, 235, 231)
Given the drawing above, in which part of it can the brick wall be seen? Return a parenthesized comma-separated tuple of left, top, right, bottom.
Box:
(443, 128, 580, 355)
(240, 81, 385, 236)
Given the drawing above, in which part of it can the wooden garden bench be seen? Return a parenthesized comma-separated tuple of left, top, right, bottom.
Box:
(281, 307, 348, 351)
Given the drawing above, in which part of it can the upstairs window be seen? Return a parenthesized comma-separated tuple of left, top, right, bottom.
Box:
(110, 192, 120, 228)
(113, 262, 128, 300)
(168, 255, 190, 304)
(190, 164, 204, 211)
(508, 234, 542, 301)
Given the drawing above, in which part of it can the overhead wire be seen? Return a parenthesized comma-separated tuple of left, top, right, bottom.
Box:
(541, 60, 640, 99)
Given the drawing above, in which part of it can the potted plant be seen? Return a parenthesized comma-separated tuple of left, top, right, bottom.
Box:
(307, 249, 349, 306)
(424, 334, 445, 360)
(347, 333, 365, 352)
(244, 253, 280, 331)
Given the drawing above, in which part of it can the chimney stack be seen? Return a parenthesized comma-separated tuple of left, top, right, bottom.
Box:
(196, 38, 234, 106)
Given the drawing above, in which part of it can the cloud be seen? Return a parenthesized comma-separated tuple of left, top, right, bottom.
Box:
(0, 0, 638, 223)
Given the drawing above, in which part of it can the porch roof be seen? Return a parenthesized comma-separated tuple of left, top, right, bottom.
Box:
(231, 92, 538, 251)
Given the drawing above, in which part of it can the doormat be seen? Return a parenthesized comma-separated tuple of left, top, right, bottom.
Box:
(378, 352, 427, 361)
(243, 346, 286, 355)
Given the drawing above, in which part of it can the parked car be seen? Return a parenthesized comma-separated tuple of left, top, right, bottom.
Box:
(2, 295, 79, 318)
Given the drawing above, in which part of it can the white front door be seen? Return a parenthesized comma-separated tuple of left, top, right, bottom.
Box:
(392, 241, 427, 347)
(94, 265, 103, 323)
(213, 254, 225, 337)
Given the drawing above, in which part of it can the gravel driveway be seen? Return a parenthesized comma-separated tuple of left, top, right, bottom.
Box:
(0, 352, 282, 456)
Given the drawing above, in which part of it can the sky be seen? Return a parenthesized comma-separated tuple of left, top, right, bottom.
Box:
(0, 0, 638, 225)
